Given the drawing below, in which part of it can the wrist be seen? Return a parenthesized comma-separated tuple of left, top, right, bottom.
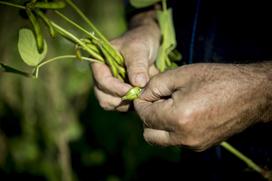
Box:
(244, 62, 272, 123)
(129, 10, 157, 28)
(121, 10, 160, 58)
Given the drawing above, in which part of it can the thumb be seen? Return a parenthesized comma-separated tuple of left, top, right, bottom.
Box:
(140, 69, 180, 102)
(123, 44, 151, 87)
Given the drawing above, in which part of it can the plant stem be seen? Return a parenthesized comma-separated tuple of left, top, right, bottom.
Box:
(50, 21, 104, 61)
(64, 0, 124, 65)
(33, 55, 101, 78)
(54, 10, 98, 41)
(220, 141, 263, 174)
(64, 0, 108, 44)
(162, 0, 167, 11)
(37, 55, 101, 69)
(0, 1, 25, 9)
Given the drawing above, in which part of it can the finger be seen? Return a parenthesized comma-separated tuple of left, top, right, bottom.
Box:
(140, 68, 189, 102)
(91, 62, 132, 97)
(122, 42, 150, 87)
(94, 86, 125, 111)
(143, 128, 172, 146)
(134, 98, 175, 130)
(149, 64, 159, 77)
(116, 103, 130, 112)
(110, 38, 123, 50)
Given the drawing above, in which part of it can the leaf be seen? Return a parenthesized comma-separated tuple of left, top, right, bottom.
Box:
(0, 63, 31, 77)
(157, 8, 176, 54)
(130, 0, 162, 8)
(18, 28, 47, 66)
(155, 8, 181, 72)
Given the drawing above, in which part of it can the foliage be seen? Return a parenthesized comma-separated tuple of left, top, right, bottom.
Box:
(18, 28, 48, 66)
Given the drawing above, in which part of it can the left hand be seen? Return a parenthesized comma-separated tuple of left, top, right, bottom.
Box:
(91, 10, 160, 112)
(134, 63, 272, 151)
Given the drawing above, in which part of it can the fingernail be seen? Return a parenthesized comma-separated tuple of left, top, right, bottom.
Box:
(135, 74, 147, 87)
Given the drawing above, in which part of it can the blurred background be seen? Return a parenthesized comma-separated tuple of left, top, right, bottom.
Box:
(0, 1, 181, 180)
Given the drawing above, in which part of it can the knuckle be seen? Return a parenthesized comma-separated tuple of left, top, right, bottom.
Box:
(130, 38, 147, 49)
(150, 87, 162, 99)
(123, 39, 149, 56)
(130, 62, 147, 70)
(148, 75, 160, 88)
(97, 76, 112, 91)
(176, 106, 197, 131)
(98, 100, 114, 111)
(143, 130, 155, 145)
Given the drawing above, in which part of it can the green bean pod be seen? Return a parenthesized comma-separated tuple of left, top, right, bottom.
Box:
(115, 62, 126, 79)
(85, 42, 100, 55)
(102, 43, 124, 66)
(122, 87, 142, 101)
(35, 9, 55, 37)
(26, 8, 44, 53)
(103, 50, 119, 78)
(34, 1, 66, 9)
(92, 39, 121, 79)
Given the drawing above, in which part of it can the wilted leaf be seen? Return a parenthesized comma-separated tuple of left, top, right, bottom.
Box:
(18, 28, 47, 66)
(130, 0, 162, 8)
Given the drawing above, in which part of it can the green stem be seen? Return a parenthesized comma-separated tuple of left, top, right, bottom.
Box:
(50, 21, 104, 61)
(162, 0, 167, 11)
(0, 1, 26, 9)
(64, 0, 124, 65)
(64, 0, 108, 44)
(54, 10, 98, 41)
(220, 141, 263, 174)
(0, 63, 32, 77)
(34, 55, 101, 78)
(37, 55, 101, 69)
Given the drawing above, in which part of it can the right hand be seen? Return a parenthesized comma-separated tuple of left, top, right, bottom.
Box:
(91, 12, 161, 112)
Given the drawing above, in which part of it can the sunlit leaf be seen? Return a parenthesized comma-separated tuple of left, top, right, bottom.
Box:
(129, 0, 162, 8)
(18, 28, 47, 66)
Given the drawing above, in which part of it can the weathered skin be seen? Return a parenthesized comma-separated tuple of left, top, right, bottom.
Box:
(91, 10, 160, 112)
(134, 63, 272, 151)
(91, 9, 272, 151)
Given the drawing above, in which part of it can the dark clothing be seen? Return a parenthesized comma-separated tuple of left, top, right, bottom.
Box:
(172, 0, 272, 63)
(170, 1, 272, 180)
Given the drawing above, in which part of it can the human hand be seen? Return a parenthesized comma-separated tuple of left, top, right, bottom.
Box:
(91, 11, 160, 111)
(134, 63, 272, 151)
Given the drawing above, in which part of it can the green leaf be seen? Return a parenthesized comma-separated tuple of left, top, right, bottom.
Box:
(130, 0, 162, 8)
(18, 28, 47, 66)
(0, 63, 31, 77)
(155, 8, 181, 72)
